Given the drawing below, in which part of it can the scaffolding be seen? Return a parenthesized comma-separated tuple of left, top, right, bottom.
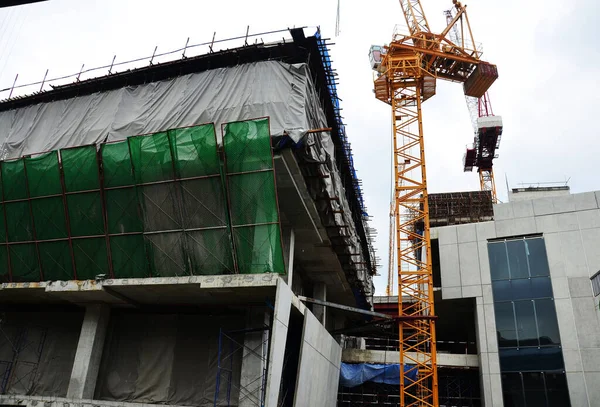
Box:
(0, 118, 284, 282)
(211, 326, 270, 407)
(428, 191, 493, 228)
(0, 322, 47, 394)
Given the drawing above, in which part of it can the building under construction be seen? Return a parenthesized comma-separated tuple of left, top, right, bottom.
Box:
(0, 28, 376, 407)
(338, 186, 600, 406)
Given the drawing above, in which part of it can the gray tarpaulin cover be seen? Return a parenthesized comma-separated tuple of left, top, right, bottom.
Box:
(0, 60, 373, 299)
(0, 311, 84, 396)
(95, 312, 244, 406)
(0, 61, 310, 157)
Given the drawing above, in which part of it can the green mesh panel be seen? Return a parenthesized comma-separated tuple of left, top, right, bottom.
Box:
(223, 119, 284, 274)
(61, 145, 101, 192)
(232, 224, 284, 274)
(110, 235, 148, 278)
(181, 178, 228, 228)
(139, 184, 181, 232)
(39, 241, 73, 280)
(0, 245, 9, 282)
(73, 238, 108, 280)
(67, 192, 104, 237)
(0, 204, 5, 242)
(145, 233, 187, 277)
(224, 119, 273, 173)
(106, 188, 142, 234)
(186, 230, 234, 275)
(169, 125, 219, 178)
(129, 132, 174, 183)
(227, 172, 278, 225)
(25, 152, 62, 197)
(5, 202, 33, 242)
(101, 141, 135, 188)
(31, 197, 67, 240)
(10, 244, 39, 281)
(2, 159, 27, 201)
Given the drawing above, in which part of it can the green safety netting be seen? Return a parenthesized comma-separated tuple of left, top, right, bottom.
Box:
(110, 234, 148, 278)
(61, 145, 100, 192)
(39, 241, 73, 281)
(5, 201, 33, 242)
(169, 126, 220, 177)
(73, 238, 109, 280)
(26, 152, 62, 197)
(223, 119, 284, 275)
(31, 197, 67, 240)
(0, 245, 8, 282)
(0, 120, 282, 281)
(67, 192, 104, 237)
(129, 132, 174, 183)
(10, 243, 39, 282)
(106, 188, 142, 234)
(1, 159, 27, 200)
(101, 141, 135, 188)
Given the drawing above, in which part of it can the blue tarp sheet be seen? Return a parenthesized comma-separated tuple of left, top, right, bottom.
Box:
(339, 363, 418, 388)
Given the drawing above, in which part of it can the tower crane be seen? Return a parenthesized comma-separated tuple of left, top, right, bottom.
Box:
(462, 91, 503, 203)
(369, 1, 497, 405)
(444, 8, 503, 203)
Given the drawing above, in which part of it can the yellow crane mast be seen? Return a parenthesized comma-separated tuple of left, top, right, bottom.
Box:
(370, 1, 497, 405)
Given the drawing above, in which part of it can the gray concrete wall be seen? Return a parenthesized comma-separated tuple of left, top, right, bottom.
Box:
(434, 190, 600, 407)
(264, 278, 292, 407)
(508, 188, 570, 202)
(293, 310, 342, 407)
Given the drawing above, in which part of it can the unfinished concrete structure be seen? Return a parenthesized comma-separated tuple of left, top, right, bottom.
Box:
(338, 188, 600, 406)
(432, 186, 600, 406)
(0, 28, 374, 407)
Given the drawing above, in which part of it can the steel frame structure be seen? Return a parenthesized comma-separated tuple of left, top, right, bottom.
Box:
(479, 168, 497, 204)
(373, 1, 496, 405)
(386, 50, 438, 407)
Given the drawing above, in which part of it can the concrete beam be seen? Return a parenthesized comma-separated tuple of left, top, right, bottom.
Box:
(67, 304, 110, 399)
(0, 274, 279, 305)
(341, 348, 479, 368)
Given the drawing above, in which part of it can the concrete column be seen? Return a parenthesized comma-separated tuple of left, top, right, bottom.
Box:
(67, 304, 110, 399)
(239, 308, 269, 407)
(286, 229, 295, 287)
(313, 282, 327, 326)
(265, 279, 292, 407)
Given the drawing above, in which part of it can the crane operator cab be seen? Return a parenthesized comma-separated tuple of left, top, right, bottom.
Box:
(369, 45, 385, 73)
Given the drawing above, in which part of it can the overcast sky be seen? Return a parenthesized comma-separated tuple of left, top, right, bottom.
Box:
(0, 0, 598, 295)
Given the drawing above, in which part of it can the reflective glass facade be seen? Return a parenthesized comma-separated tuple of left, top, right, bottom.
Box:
(488, 237, 570, 407)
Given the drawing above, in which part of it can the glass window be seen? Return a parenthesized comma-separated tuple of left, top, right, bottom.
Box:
(495, 302, 518, 348)
(535, 299, 561, 346)
(494, 278, 553, 302)
(492, 280, 512, 302)
(502, 372, 525, 407)
(514, 300, 538, 347)
(525, 238, 550, 277)
(591, 271, 600, 297)
(507, 239, 529, 279)
(545, 373, 571, 407)
(500, 348, 564, 372)
(523, 372, 547, 407)
(489, 241, 509, 281)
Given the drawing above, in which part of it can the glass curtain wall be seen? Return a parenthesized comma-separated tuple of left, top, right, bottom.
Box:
(488, 237, 570, 407)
